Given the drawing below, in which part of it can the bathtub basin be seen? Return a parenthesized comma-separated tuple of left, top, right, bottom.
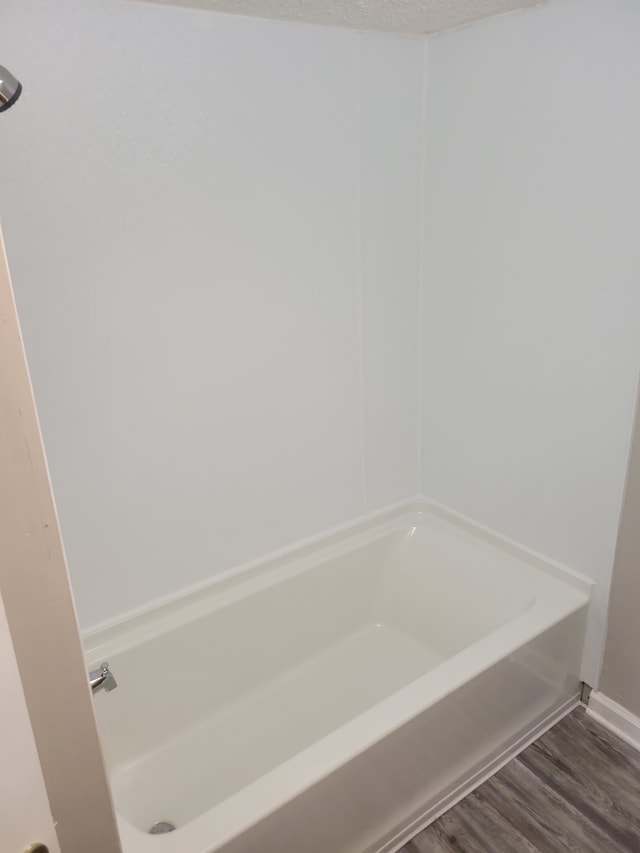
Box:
(85, 501, 590, 853)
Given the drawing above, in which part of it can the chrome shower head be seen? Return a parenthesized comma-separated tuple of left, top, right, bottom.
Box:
(0, 65, 22, 112)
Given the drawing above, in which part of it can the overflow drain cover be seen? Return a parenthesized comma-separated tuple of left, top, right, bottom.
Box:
(149, 821, 176, 834)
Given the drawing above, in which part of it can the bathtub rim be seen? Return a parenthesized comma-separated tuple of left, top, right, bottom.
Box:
(84, 496, 592, 662)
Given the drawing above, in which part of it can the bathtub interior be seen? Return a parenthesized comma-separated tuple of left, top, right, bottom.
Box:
(86, 510, 584, 836)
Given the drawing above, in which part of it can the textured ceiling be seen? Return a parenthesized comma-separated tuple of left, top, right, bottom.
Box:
(142, 0, 546, 35)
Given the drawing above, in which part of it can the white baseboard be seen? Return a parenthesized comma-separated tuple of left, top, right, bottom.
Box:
(378, 694, 580, 853)
(587, 691, 640, 752)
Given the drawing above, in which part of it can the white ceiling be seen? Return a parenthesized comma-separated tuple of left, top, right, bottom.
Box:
(142, 0, 546, 35)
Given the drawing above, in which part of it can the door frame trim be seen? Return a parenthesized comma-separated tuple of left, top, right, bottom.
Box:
(0, 226, 121, 853)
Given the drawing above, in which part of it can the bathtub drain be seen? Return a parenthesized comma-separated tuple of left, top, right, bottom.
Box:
(149, 821, 176, 834)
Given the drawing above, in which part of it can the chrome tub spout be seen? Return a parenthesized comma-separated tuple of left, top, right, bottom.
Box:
(89, 662, 117, 694)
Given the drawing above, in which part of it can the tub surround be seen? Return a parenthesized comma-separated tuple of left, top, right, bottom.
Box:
(420, 0, 640, 689)
(1, 0, 423, 634)
(86, 500, 590, 853)
(2, 0, 637, 691)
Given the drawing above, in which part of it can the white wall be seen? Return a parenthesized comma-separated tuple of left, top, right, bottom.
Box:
(600, 393, 640, 715)
(0, 0, 423, 629)
(421, 0, 640, 685)
(361, 34, 425, 510)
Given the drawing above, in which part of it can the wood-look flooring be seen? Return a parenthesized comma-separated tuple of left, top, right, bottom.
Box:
(400, 708, 640, 853)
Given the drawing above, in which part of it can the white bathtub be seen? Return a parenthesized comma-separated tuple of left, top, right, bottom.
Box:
(85, 501, 590, 853)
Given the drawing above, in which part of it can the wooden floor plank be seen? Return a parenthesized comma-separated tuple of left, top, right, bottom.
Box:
(546, 712, 640, 783)
(452, 789, 540, 852)
(410, 808, 490, 853)
(519, 739, 640, 849)
(538, 724, 640, 823)
(406, 708, 640, 853)
(557, 708, 640, 771)
(483, 758, 625, 853)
